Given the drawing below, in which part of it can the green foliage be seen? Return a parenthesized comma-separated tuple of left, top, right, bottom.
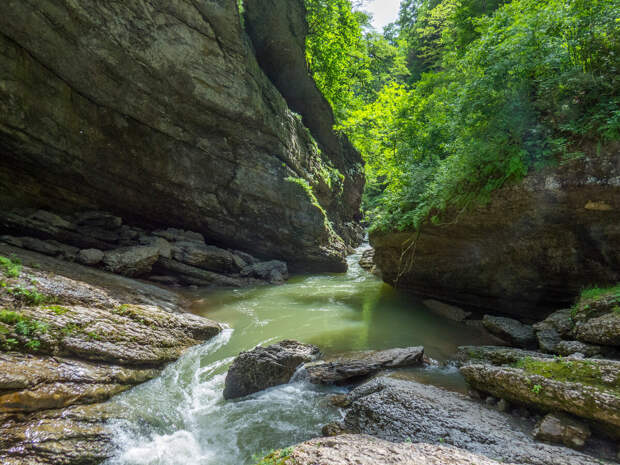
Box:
(25, 339, 41, 351)
(579, 284, 620, 302)
(45, 305, 69, 315)
(338, 0, 619, 232)
(305, 0, 370, 119)
(6, 286, 49, 306)
(0, 255, 21, 278)
(252, 447, 294, 465)
(0, 309, 48, 352)
(0, 309, 22, 325)
(0, 310, 48, 336)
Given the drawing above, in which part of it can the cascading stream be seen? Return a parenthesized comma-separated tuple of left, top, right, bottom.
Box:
(105, 244, 496, 465)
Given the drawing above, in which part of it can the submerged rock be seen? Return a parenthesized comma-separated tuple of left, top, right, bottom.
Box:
(482, 315, 537, 349)
(306, 347, 425, 385)
(268, 434, 505, 465)
(340, 376, 604, 464)
(533, 413, 591, 450)
(223, 340, 319, 400)
(424, 299, 471, 321)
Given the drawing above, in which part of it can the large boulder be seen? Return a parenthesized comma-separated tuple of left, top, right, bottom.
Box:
(240, 260, 289, 284)
(306, 347, 425, 385)
(0, 0, 363, 272)
(533, 413, 591, 450)
(460, 357, 620, 437)
(339, 376, 602, 465)
(370, 150, 620, 317)
(223, 340, 319, 400)
(482, 315, 537, 349)
(102, 245, 161, 277)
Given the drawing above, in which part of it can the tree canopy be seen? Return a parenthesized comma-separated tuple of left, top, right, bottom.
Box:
(304, 0, 619, 231)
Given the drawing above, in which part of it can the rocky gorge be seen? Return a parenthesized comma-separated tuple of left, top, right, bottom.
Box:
(0, 0, 618, 464)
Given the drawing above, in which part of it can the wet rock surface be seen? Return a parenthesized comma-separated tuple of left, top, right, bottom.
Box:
(456, 345, 553, 366)
(223, 340, 320, 400)
(358, 249, 379, 275)
(339, 376, 610, 464)
(306, 347, 426, 385)
(0, 246, 222, 464)
(482, 315, 537, 349)
(272, 434, 505, 465)
(1, 209, 291, 287)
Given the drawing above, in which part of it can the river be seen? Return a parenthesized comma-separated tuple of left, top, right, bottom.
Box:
(104, 245, 496, 465)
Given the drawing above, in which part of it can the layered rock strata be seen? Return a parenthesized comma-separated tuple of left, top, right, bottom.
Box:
(371, 150, 620, 317)
(0, 246, 222, 464)
(1, 209, 289, 287)
(0, 0, 364, 272)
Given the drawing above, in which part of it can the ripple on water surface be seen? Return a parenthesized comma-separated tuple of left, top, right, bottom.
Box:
(105, 245, 496, 465)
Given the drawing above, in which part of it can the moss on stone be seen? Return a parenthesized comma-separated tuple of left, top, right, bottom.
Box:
(571, 283, 620, 320)
(252, 447, 295, 465)
(514, 357, 620, 395)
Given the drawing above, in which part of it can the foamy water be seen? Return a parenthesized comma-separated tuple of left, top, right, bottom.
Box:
(105, 245, 495, 465)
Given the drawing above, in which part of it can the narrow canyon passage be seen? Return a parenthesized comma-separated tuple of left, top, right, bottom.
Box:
(103, 245, 496, 465)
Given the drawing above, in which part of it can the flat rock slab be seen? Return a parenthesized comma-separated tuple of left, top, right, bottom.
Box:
(223, 340, 320, 399)
(306, 347, 425, 385)
(456, 345, 552, 366)
(0, 403, 122, 465)
(0, 353, 160, 413)
(276, 434, 505, 465)
(341, 376, 605, 465)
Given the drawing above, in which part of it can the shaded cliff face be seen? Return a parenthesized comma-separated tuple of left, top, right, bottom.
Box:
(0, 0, 364, 272)
(371, 148, 620, 319)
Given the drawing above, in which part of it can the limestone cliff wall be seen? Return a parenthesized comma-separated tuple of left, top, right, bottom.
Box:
(371, 147, 620, 318)
(0, 0, 364, 271)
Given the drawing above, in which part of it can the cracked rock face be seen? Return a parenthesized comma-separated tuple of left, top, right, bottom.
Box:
(340, 376, 606, 465)
(370, 149, 620, 317)
(0, 247, 222, 464)
(0, 0, 363, 272)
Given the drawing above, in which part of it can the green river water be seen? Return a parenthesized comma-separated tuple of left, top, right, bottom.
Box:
(105, 245, 496, 465)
